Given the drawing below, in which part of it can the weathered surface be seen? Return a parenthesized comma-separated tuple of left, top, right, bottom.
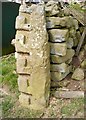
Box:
(51, 66, 72, 81)
(72, 68, 84, 80)
(46, 16, 78, 29)
(48, 29, 69, 42)
(45, 0, 60, 16)
(13, 3, 50, 110)
(50, 63, 68, 73)
(18, 75, 30, 93)
(51, 79, 70, 88)
(50, 43, 67, 56)
(66, 37, 74, 49)
(19, 92, 47, 110)
(81, 60, 86, 69)
(69, 27, 76, 38)
(50, 49, 75, 64)
(53, 91, 84, 98)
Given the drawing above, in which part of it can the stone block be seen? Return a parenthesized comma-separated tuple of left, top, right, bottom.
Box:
(14, 31, 30, 53)
(72, 68, 84, 80)
(18, 75, 30, 93)
(16, 51, 49, 74)
(73, 19, 79, 30)
(14, 39, 30, 53)
(73, 36, 79, 47)
(48, 29, 69, 42)
(19, 12, 30, 23)
(19, 93, 47, 110)
(81, 60, 86, 69)
(50, 49, 75, 63)
(19, 93, 31, 107)
(73, 31, 81, 47)
(15, 14, 32, 31)
(45, 1, 59, 16)
(50, 42, 67, 56)
(66, 37, 74, 48)
(46, 16, 74, 29)
(27, 66, 50, 98)
(16, 53, 32, 74)
(19, 4, 33, 13)
(51, 66, 72, 81)
(69, 28, 76, 37)
(30, 96, 47, 110)
(14, 30, 49, 55)
(51, 79, 70, 88)
(50, 63, 68, 73)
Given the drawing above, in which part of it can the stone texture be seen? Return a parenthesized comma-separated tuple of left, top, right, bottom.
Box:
(66, 58, 72, 65)
(16, 48, 50, 74)
(19, 92, 47, 110)
(53, 91, 84, 98)
(78, 49, 84, 63)
(72, 68, 84, 80)
(15, 14, 31, 30)
(51, 79, 70, 87)
(50, 42, 67, 56)
(84, 44, 86, 50)
(45, 0, 60, 16)
(81, 60, 86, 69)
(18, 75, 30, 93)
(14, 27, 49, 53)
(69, 28, 76, 38)
(19, 4, 33, 13)
(48, 29, 69, 42)
(73, 36, 79, 47)
(16, 53, 32, 74)
(66, 37, 74, 48)
(14, 3, 50, 110)
(13, 31, 30, 53)
(19, 93, 31, 107)
(73, 19, 79, 30)
(50, 49, 75, 63)
(46, 16, 75, 29)
(51, 66, 72, 81)
(50, 63, 68, 73)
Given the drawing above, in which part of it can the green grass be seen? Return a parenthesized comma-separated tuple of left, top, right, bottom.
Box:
(61, 98, 84, 118)
(1, 95, 42, 118)
(2, 96, 14, 117)
(0, 54, 18, 91)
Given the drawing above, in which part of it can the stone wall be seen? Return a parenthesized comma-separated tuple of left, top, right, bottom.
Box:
(12, 0, 84, 110)
(45, 1, 77, 87)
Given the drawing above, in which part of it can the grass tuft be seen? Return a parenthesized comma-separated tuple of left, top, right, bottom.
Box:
(0, 54, 18, 91)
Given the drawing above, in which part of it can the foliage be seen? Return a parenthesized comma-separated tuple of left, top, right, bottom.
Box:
(69, 3, 85, 13)
(0, 54, 18, 91)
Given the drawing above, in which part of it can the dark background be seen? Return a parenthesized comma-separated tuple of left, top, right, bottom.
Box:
(2, 2, 20, 55)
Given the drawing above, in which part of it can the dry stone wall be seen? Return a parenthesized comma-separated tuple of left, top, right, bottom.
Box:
(12, 2, 50, 110)
(12, 0, 83, 109)
(45, 0, 80, 87)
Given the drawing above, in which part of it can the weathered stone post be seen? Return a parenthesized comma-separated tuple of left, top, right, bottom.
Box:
(12, 2, 50, 110)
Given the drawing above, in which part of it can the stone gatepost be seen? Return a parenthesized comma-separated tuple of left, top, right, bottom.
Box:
(12, 2, 50, 110)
